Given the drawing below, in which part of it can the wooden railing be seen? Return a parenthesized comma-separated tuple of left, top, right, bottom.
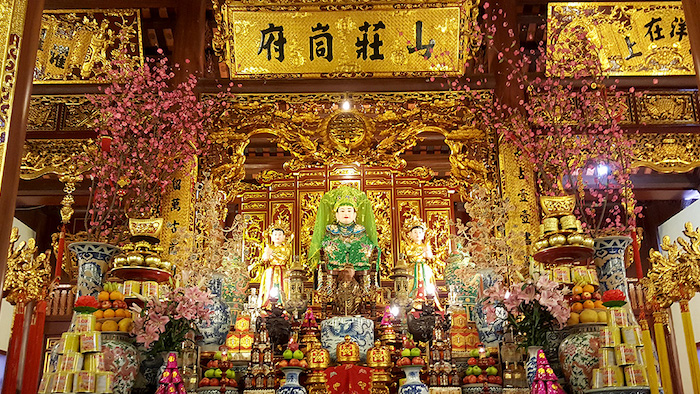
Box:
(47, 283, 75, 317)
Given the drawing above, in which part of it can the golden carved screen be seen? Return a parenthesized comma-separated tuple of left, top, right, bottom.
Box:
(239, 164, 456, 280)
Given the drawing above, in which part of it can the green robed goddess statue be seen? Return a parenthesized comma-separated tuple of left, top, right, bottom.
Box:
(307, 185, 380, 274)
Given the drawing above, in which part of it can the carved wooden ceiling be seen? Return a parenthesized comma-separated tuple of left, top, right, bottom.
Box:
(21, 0, 700, 213)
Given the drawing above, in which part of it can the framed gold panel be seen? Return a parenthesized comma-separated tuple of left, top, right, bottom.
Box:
(548, 2, 694, 76)
(425, 208, 452, 278)
(298, 190, 324, 268)
(366, 189, 394, 278)
(244, 212, 266, 283)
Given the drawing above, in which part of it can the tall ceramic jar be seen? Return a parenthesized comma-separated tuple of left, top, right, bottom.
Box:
(278, 367, 307, 394)
(474, 269, 506, 347)
(68, 242, 120, 298)
(593, 236, 632, 298)
(558, 324, 603, 394)
(197, 274, 231, 349)
(398, 365, 429, 394)
(525, 345, 543, 386)
(102, 333, 140, 394)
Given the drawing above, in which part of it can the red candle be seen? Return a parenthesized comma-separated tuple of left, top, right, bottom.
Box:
(21, 301, 47, 394)
(2, 302, 26, 394)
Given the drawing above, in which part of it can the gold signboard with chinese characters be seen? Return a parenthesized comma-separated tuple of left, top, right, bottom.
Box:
(213, 0, 478, 78)
(548, 2, 694, 76)
(35, 9, 143, 83)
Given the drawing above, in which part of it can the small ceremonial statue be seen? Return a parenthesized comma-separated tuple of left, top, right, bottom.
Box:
(258, 219, 293, 308)
(401, 216, 442, 310)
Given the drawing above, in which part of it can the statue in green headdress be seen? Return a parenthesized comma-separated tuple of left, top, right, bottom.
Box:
(307, 185, 380, 273)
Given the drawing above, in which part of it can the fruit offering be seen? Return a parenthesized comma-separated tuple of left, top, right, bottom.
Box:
(278, 340, 308, 369)
(93, 283, 133, 332)
(462, 347, 502, 385)
(200, 353, 238, 388)
(397, 346, 425, 367)
(568, 281, 607, 326)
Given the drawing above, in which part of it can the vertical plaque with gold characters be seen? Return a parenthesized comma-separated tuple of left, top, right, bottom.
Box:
(161, 157, 198, 265)
(498, 142, 539, 266)
(548, 2, 695, 76)
(0, 0, 30, 197)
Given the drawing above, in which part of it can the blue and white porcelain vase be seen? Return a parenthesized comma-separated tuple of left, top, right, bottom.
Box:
(526, 345, 543, 387)
(474, 269, 506, 347)
(278, 367, 307, 394)
(398, 365, 429, 394)
(593, 236, 632, 299)
(197, 274, 231, 349)
(68, 242, 120, 298)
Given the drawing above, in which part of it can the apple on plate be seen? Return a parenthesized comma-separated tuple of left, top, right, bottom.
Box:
(410, 348, 421, 357)
(477, 375, 487, 383)
(467, 375, 477, 384)
(467, 358, 477, 366)
(486, 366, 498, 376)
(465, 366, 473, 376)
(278, 360, 288, 368)
(487, 357, 496, 366)
(397, 357, 411, 366)
(493, 376, 503, 385)
(487, 375, 497, 383)
(412, 357, 425, 365)
(209, 378, 219, 386)
(289, 358, 301, 366)
(283, 349, 293, 360)
(299, 360, 308, 369)
(472, 366, 482, 375)
(581, 292, 592, 300)
(200, 378, 210, 387)
(401, 348, 411, 357)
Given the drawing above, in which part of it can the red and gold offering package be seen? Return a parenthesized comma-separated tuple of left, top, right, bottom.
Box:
(96, 371, 115, 393)
(624, 364, 648, 386)
(51, 372, 74, 393)
(614, 344, 637, 365)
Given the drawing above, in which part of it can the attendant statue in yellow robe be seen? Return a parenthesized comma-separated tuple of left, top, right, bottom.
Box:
(401, 216, 442, 310)
(258, 220, 293, 308)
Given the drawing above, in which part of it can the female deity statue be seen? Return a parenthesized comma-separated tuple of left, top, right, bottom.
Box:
(258, 220, 293, 308)
(401, 216, 442, 310)
(307, 185, 380, 274)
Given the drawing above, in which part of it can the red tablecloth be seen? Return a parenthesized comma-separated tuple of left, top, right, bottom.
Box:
(324, 364, 373, 394)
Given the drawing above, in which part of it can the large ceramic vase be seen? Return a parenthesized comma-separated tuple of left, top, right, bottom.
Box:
(69, 242, 120, 298)
(102, 333, 140, 394)
(474, 269, 505, 347)
(398, 365, 429, 394)
(278, 367, 307, 394)
(197, 274, 231, 349)
(558, 324, 602, 394)
(593, 236, 632, 298)
(525, 346, 543, 386)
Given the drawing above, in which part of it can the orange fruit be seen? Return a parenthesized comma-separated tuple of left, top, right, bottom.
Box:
(94, 310, 104, 319)
(593, 300, 605, 309)
(571, 302, 583, 313)
(582, 300, 595, 309)
(103, 309, 116, 319)
(95, 322, 102, 331)
(98, 291, 110, 302)
(583, 284, 595, 293)
(102, 320, 119, 332)
(110, 291, 123, 301)
(572, 285, 583, 295)
(115, 309, 127, 318)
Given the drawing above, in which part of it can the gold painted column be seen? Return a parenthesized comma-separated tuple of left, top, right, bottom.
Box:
(0, 0, 47, 312)
(679, 297, 700, 394)
(653, 311, 674, 394)
(682, 0, 700, 89)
